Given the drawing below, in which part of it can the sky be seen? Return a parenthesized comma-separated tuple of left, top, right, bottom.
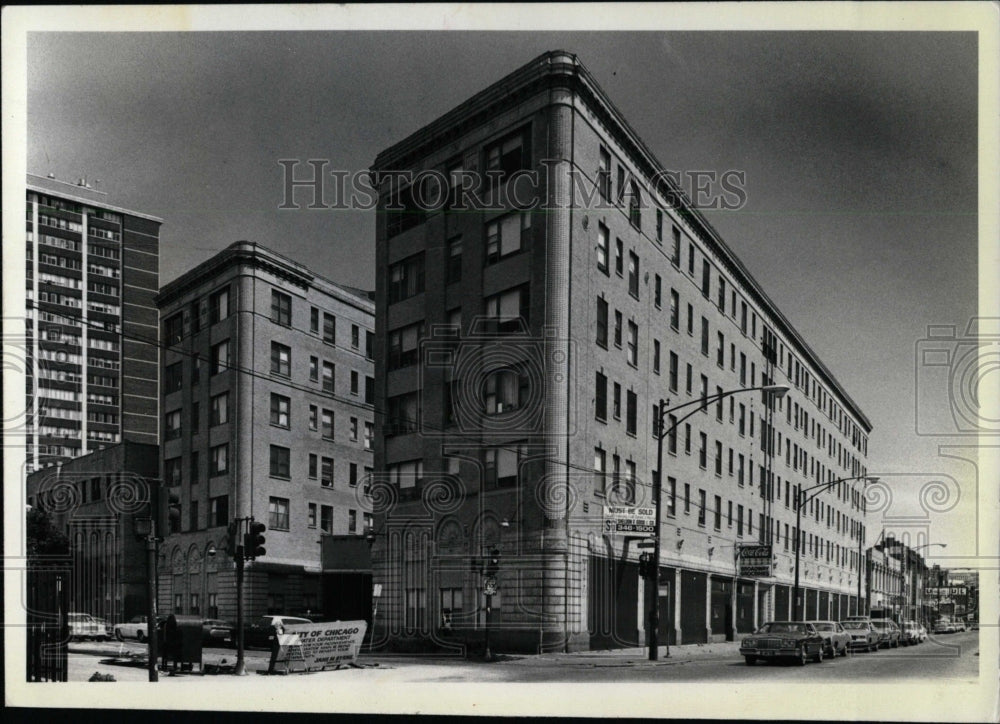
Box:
(23, 28, 988, 561)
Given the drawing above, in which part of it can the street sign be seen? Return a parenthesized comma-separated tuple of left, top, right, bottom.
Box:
(736, 544, 773, 577)
(603, 505, 655, 535)
(483, 575, 498, 596)
(372, 583, 383, 598)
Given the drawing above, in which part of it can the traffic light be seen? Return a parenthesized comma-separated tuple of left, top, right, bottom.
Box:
(486, 547, 501, 576)
(155, 486, 182, 537)
(225, 520, 239, 559)
(244, 520, 266, 559)
(638, 552, 653, 579)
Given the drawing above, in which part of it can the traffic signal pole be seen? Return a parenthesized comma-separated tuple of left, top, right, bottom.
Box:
(145, 529, 159, 682)
(235, 543, 247, 676)
(649, 399, 665, 661)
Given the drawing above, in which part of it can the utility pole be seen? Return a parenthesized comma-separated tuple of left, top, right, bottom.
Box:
(232, 518, 248, 676)
(649, 398, 665, 661)
(145, 529, 158, 682)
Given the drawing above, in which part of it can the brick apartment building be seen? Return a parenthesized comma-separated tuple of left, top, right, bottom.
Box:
(371, 51, 873, 652)
(154, 242, 375, 621)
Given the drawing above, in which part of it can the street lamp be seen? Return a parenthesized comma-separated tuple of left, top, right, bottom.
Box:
(649, 383, 790, 661)
(908, 542, 946, 624)
(794, 475, 878, 621)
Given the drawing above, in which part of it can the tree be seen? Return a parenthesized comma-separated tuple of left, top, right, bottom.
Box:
(26, 507, 70, 560)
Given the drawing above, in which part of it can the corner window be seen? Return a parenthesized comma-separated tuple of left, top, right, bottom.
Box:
(271, 290, 292, 326)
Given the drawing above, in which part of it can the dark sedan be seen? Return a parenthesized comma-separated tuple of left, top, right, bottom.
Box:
(740, 621, 825, 666)
(871, 619, 901, 648)
(202, 618, 235, 647)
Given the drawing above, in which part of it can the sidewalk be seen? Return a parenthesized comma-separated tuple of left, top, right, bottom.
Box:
(519, 640, 743, 666)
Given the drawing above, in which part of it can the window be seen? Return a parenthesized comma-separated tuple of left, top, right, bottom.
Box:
(188, 500, 199, 532)
(598, 147, 611, 202)
(269, 497, 290, 530)
(594, 447, 606, 495)
(485, 126, 529, 181)
(385, 182, 426, 238)
(270, 342, 290, 377)
(309, 405, 318, 431)
(388, 322, 423, 370)
(387, 392, 420, 434)
(366, 331, 374, 360)
(615, 238, 624, 276)
(321, 409, 334, 439)
(321, 457, 334, 487)
(671, 226, 681, 266)
(322, 361, 335, 393)
(309, 454, 317, 479)
(700, 317, 709, 356)
(687, 304, 695, 335)
(612, 382, 622, 419)
(698, 489, 707, 526)
(684, 483, 691, 514)
(626, 321, 638, 366)
(595, 372, 607, 421)
(310, 307, 319, 334)
(348, 509, 357, 534)
(656, 209, 663, 243)
(441, 587, 464, 628)
(211, 444, 228, 475)
(667, 414, 678, 454)
(597, 223, 609, 274)
(351, 370, 359, 395)
(309, 356, 319, 382)
(483, 443, 526, 488)
(364, 422, 374, 450)
(270, 445, 290, 478)
(613, 310, 623, 347)
(165, 410, 181, 440)
(738, 505, 744, 536)
(699, 432, 708, 468)
(670, 290, 679, 330)
(349, 463, 358, 487)
(209, 287, 230, 324)
(271, 290, 291, 326)
(701, 260, 711, 298)
(717, 332, 725, 367)
(626, 390, 637, 436)
(654, 274, 662, 308)
(388, 253, 425, 304)
(165, 457, 182, 487)
(596, 297, 608, 347)
(628, 180, 641, 229)
(715, 441, 723, 476)
(318, 313, 335, 346)
(628, 251, 639, 298)
(190, 452, 200, 485)
(308, 503, 317, 528)
(688, 242, 696, 275)
(270, 394, 290, 428)
(350, 417, 358, 441)
(447, 236, 462, 283)
(320, 505, 333, 534)
(668, 352, 679, 392)
(714, 495, 722, 530)
(483, 285, 529, 334)
(210, 392, 228, 426)
(718, 278, 726, 311)
(485, 212, 531, 263)
(210, 495, 229, 527)
(164, 314, 183, 345)
(653, 340, 661, 374)
(483, 367, 528, 415)
(351, 324, 360, 349)
(165, 362, 183, 393)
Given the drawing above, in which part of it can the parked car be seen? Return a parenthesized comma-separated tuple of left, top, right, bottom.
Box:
(238, 615, 313, 649)
(113, 614, 166, 642)
(970, 620, 979, 631)
(954, 620, 967, 632)
(900, 620, 921, 645)
(933, 619, 954, 634)
(808, 620, 851, 658)
(917, 624, 928, 642)
(68, 612, 107, 641)
(841, 620, 879, 652)
(871, 619, 901, 648)
(739, 621, 825, 666)
(202, 618, 235, 647)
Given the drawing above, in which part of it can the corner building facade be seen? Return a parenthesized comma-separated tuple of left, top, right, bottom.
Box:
(155, 242, 374, 621)
(371, 51, 873, 653)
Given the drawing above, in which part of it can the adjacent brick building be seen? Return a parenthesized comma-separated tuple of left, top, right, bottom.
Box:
(154, 241, 375, 620)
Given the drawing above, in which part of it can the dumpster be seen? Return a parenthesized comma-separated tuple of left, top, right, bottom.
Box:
(161, 614, 203, 674)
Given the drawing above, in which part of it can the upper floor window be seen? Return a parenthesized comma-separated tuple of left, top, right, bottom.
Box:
(268, 496, 290, 530)
(447, 236, 463, 284)
(483, 285, 530, 335)
(598, 147, 611, 202)
(486, 212, 531, 264)
(271, 290, 291, 326)
(211, 341, 229, 376)
(323, 313, 336, 345)
(164, 313, 183, 345)
(596, 223, 610, 274)
(485, 126, 530, 182)
(388, 322, 423, 370)
(388, 253, 425, 304)
(209, 287, 230, 324)
(671, 226, 681, 266)
(385, 182, 426, 238)
(628, 251, 639, 299)
(270, 342, 290, 377)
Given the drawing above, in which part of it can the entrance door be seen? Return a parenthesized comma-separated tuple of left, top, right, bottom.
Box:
(680, 571, 707, 644)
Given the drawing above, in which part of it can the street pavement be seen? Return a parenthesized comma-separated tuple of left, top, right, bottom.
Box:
(66, 630, 979, 683)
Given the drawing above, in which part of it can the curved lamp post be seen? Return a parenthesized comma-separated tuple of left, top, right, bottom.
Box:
(648, 383, 790, 660)
(793, 475, 879, 621)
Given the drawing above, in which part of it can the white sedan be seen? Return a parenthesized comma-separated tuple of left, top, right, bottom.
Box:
(113, 614, 160, 641)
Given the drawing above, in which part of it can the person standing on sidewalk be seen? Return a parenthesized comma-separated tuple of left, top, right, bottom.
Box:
(267, 621, 285, 674)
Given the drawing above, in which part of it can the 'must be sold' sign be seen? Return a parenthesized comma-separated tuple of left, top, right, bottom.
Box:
(276, 620, 368, 671)
(603, 506, 655, 535)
